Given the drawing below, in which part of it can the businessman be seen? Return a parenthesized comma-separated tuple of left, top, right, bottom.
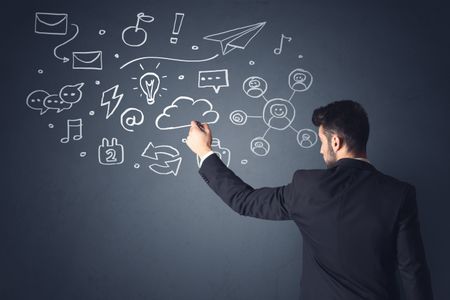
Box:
(185, 100, 433, 300)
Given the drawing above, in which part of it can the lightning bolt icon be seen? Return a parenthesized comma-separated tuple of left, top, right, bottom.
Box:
(101, 85, 124, 119)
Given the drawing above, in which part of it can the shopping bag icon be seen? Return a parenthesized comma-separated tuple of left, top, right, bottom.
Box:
(98, 138, 124, 165)
(35, 12, 68, 35)
(72, 51, 103, 70)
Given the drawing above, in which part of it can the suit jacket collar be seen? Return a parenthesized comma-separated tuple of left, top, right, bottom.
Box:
(334, 158, 376, 171)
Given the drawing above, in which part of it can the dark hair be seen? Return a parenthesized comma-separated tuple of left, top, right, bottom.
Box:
(312, 100, 369, 154)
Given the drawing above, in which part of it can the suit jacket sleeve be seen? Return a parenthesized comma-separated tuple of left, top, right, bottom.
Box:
(198, 154, 295, 220)
(396, 185, 433, 300)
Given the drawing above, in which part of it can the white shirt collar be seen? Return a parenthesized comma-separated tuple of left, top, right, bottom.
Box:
(352, 157, 371, 164)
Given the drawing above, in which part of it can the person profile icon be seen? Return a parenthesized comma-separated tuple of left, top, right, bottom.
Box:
(243, 76, 268, 98)
(270, 103, 288, 118)
(250, 137, 270, 156)
(263, 99, 295, 130)
(296, 128, 318, 148)
(288, 68, 313, 92)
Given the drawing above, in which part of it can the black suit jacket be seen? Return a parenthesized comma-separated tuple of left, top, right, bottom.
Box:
(199, 155, 433, 300)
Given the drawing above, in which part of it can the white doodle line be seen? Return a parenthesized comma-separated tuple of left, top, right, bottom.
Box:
(72, 51, 103, 70)
(101, 85, 123, 119)
(229, 110, 265, 126)
(149, 157, 182, 176)
(198, 69, 229, 94)
(141, 142, 182, 176)
(58, 82, 84, 104)
(170, 12, 185, 44)
(250, 137, 270, 157)
(60, 118, 83, 143)
(26, 83, 84, 115)
(155, 96, 219, 130)
(242, 76, 268, 99)
(296, 128, 318, 148)
(274, 33, 292, 55)
(120, 108, 145, 132)
(98, 137, 124, 165)
(142, 142, 180, 160)
(288, 68, 313, 93)
(120, 54, 219, 69)
(262, 98, 296, 131)
(53, 23, 79, 63)
(35, 12, 68, 35)
(26, 90, 50, 115)
(122, 12, 155, 47)
(288, 90, 297, 101)
(43, 94, 71, 114)
(203, 21, 266, 55)
(230, 68, 315, 156)
(139, 72, 160, 105)
(262, 127, 271, 138)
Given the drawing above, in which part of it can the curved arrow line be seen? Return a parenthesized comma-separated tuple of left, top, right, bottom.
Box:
(141, 143, 180, 160)
(149, 157, 182, 176)
(54, 23, 79, 63)
(152, 145, 180, 158)
(120, 53, 219, 69)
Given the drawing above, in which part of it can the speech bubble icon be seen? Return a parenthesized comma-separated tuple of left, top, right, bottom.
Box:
(198, 69, 229, 94)
(59, 82, 84, 104)
(43, 94, 72, 113)
(26, 90, 50, 115)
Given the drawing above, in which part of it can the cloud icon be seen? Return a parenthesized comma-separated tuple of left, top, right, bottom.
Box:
(155, 96, 219, 130)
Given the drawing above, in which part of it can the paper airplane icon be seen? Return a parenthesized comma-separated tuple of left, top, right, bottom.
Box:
(203, 21, 266, 55)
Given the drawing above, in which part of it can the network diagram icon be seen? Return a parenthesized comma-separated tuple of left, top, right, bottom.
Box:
(229, 68, 318, 157)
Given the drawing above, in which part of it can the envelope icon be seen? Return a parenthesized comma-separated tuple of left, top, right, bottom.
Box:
(72, 51, 103, 70)
(35, 12, 68, 35)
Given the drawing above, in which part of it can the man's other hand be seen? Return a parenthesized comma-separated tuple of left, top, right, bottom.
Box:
(186, 121, 213, 158)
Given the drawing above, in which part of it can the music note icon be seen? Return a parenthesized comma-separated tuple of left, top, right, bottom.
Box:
(60, 118, 83, 143)
(274, 33, 292, 55)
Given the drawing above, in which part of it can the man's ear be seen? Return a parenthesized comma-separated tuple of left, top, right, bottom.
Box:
(331, 135, 344, 152)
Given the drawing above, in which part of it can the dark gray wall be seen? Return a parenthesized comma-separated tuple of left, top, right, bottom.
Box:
(3, 0, 450, 299)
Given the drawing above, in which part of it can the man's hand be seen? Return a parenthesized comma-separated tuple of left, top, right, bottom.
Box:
(186, 121, 213, 158)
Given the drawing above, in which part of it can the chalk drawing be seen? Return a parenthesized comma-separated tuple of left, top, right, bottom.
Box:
(100, 85, 123, 119)
(170, 13, 185, 44)
(273, 34, 292, 55)
(53, 24, 79, 63)
(141, 142, 182, 176)
(243, 76, 268, 98)
(35, 12, 68, 35)
(155, 96, 219, 130)
(26, 82, 84, 115)
(229, 69, 316, 156)
(122, 12, 155, 47)
(72, 51, 103, 70)
(120, 108, 145, 132)
(60, 118, 83, 143)
(198, 69, 229, 94)
(203, 22, 266, 55)
(98, 138, 124, 165)
(120, 53, 219, 69)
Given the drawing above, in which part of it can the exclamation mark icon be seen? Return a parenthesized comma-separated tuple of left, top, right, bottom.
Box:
(170, 12, 185, 44)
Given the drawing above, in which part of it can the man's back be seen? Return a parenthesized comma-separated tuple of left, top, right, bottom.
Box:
(199, 155, 433, 300)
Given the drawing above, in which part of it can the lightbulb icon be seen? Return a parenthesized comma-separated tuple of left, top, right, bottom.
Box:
(139, 72, 160, 105)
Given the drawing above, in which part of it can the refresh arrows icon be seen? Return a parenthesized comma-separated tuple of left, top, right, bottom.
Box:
(141, 142, 182, 176)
